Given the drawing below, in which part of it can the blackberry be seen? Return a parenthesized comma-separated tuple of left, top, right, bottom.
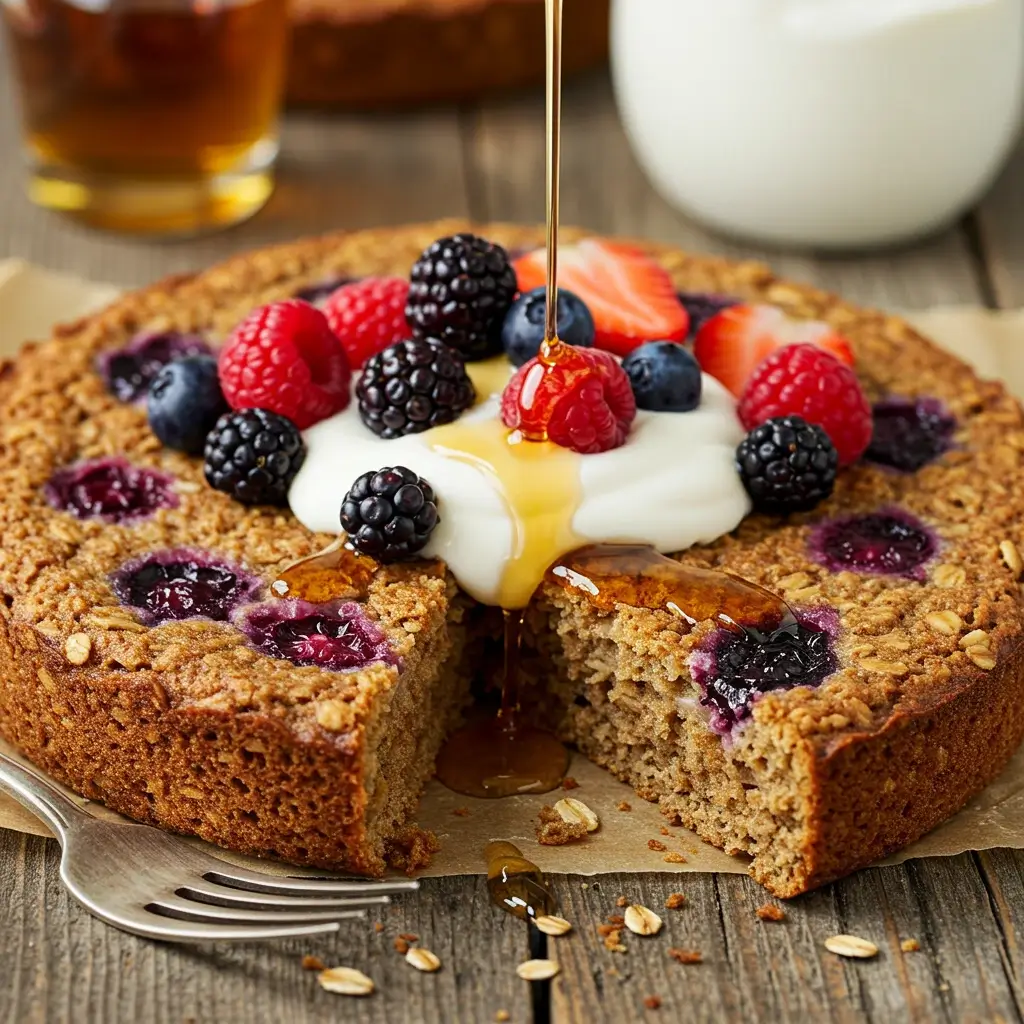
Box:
(203, 408, 305, 506)
(357, 337, 475, 439)
(341, 466, 439, 562)
(736, 415, 838, 514)
(405, 233, 518, 361)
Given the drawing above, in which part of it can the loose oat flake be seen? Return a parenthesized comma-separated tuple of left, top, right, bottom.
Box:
(625, 905, 663, 936)
(553, 797, 599, 832)
(534, 915, 573, 936)
(516, 959, 561, 981)
(824, 935, 879, 959)
(405, 947, 442, 972)
(318, 966, 375, 996)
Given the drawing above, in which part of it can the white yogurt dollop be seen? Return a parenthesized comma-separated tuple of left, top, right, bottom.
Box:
(288, 366, 750, 607)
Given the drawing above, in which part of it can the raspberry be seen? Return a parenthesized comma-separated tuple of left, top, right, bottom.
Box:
(218, 300, 351, 430)
(738, 344, 871, 467)
(500, 346, 636, 455)
(322, 277, 411, 369)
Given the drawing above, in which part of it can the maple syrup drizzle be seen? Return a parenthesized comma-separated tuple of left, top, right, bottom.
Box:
(434, 0, 573, 799)
(485, 840, 557, 920)
(272, 539, 376, 603)
(547, 545, 797, 634)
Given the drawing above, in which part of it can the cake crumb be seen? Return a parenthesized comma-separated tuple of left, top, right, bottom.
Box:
(393, 937, 410, 955)
(373, 921, 384, 933)
(659, 826, 671, 836)
(561, 776, 579, 790)
(386, 825, 441, 874)
(644, 996, 662, 1010)
(617, 801, 632, 812)
(538, 804, 560, 823)
(607, 914, 625, 926)
(302, 955, 326, 971)
(537, 820, 588, 845)
(648, 840, 668, 852)
(398, 932, 418, 942)
(663, 853, 687, 864)
(901, 938, 921, 952)
(669, 948, 703, 965)
(664, 893, 686, 910)
(597, 923, 627, 953)
(452, 807, 471, 817)
(495, 1012, 511, 1023)
(756, 903, 786, 922)
(616, 896, 629, 907)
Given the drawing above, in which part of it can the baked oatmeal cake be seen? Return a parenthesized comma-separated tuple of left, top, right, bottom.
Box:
(286, 0, 609, 107)
(1, 220, 1022, 897)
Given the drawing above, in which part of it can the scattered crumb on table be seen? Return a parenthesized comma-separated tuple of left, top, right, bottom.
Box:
(616, 896, 629, 908)
(301, 955, 325, 971)
(644, 995, 663, 1010)
(663, 852, 687, 864)
(452, 807, 471, 817)
(664, 893, 686, 910)
(561, 777, 579, 790)
(648, 839, 668, 852)
(668, 948, 703, 965)
(756, 903, 786, 922)
(901, 938, 921, 952)
(617, 801, 632, 812)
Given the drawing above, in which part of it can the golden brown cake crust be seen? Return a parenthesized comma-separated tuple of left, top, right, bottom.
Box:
(285, 0, 609, 108)
(1, 220, 1023, 893)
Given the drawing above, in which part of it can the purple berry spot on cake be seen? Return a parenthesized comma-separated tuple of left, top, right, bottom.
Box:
(238, 600, 396, 672)
(99, 331, 212, 403)
(678, 292, 738, 337)
(811, 509, 937, 579)
(111, 549, 261, 624)
(692, 616, 838, 735)
(44, 458, 178, 523)
(866, 397, 956, 472)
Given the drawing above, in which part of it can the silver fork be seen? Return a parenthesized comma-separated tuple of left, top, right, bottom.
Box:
(0, 750, 418, 942)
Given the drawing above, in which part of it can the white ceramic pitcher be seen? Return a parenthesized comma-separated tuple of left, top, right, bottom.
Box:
(611, 0, 1024, 248)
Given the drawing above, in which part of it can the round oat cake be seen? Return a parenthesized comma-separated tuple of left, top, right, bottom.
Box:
(1, 221, 1022, 896)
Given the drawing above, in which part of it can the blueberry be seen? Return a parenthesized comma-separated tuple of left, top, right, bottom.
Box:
(622, 341, 702, 412)
(501, 286, 595, 367)
(148, 356, 229, 455)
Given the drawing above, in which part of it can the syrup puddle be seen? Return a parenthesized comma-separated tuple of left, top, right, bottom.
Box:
(435, 609, 570, 799)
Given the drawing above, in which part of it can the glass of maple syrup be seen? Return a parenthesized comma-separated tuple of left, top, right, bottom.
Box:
(1, 0, 289, 235)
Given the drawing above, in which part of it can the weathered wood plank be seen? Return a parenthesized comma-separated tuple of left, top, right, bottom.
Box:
(545, 865, 1022, 1024)
(0, 831, 533, 1024)
(464, 72, 985, 310)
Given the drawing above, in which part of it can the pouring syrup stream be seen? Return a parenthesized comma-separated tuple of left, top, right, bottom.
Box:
(434, 0, 572, 799)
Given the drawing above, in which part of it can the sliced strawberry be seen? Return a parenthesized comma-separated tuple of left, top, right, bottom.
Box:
(513, 239, 688, 357)
(693, 304, 855, 398)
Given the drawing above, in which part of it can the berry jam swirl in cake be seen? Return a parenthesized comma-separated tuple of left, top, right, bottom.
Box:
(810, 509, 938, 580)
(99, 331, 211, 404)
(111, 549, 262, 625)
(45, 458, 178, 523)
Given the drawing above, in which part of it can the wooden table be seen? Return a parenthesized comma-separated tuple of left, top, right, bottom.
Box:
(3, 51, 1024, 1023)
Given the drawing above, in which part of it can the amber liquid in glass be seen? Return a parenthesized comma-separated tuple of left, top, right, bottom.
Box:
(3, 0, 289, 233)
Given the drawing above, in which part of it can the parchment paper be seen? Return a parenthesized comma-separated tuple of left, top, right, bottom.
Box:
(1, 260, 1022, 878)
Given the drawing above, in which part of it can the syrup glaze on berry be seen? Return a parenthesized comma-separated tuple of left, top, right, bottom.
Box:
(45, 458, 178, 523)
(111, 549, 261, 624)
(810, 508, 937, 579)
(99, 331, 211, 403)
(865, 397, 956, 472)
(237, 600, 397, 672)
(691, 609, 838, 735)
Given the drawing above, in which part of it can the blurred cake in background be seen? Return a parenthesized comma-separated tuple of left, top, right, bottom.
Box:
(287, 0, 609, 108)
